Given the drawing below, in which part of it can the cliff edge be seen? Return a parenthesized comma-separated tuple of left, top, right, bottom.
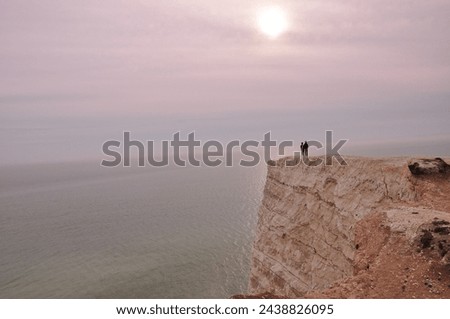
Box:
(246, 156, 450, 298)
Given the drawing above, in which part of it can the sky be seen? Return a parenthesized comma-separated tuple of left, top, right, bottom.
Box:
(1, 0, 449, 164)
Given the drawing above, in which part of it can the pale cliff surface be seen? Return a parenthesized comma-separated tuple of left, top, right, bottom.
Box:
(247, 156, 450, 298)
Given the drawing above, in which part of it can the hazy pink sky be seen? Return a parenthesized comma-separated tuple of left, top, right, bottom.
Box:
(1, 0, 449, 163)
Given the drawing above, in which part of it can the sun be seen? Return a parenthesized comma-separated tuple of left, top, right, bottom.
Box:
(257, 6, 288, 39)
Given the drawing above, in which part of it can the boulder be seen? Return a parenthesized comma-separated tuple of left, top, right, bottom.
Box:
(408, 158, 449, 175)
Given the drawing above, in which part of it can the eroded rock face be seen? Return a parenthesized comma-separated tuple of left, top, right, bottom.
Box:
(307, 207, 450, 298)
(408, 158, 449, 175)
(418, 219, 450, 262)
(248, 156, 450, 298)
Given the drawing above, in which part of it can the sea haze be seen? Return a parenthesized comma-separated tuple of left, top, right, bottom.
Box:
(0, 161, 266, 298)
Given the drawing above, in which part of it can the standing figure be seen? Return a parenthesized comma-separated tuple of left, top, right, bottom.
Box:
(304, 141, 309, 157)
(300, 142, 304, 156)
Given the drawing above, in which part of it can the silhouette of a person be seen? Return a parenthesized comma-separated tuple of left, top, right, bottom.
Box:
(304, 141, 309, 157)
(300, 142, 304, 156)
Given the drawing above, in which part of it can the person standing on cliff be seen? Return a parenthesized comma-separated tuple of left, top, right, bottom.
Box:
(300, 142, 304, 156)
(304, 141, 309, 157)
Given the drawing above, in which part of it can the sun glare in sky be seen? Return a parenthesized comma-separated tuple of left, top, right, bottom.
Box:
(257, 6, 288, 39)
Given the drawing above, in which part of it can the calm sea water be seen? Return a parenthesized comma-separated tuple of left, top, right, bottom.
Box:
(0, 161, 266, 298)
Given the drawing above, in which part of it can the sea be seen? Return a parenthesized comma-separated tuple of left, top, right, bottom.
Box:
(0, 161, 266, 298)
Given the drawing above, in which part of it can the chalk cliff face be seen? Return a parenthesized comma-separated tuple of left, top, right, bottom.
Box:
(248, 156, 450, 298)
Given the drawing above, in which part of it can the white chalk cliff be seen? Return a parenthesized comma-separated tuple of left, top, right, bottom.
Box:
(248, 156, 450, 298)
